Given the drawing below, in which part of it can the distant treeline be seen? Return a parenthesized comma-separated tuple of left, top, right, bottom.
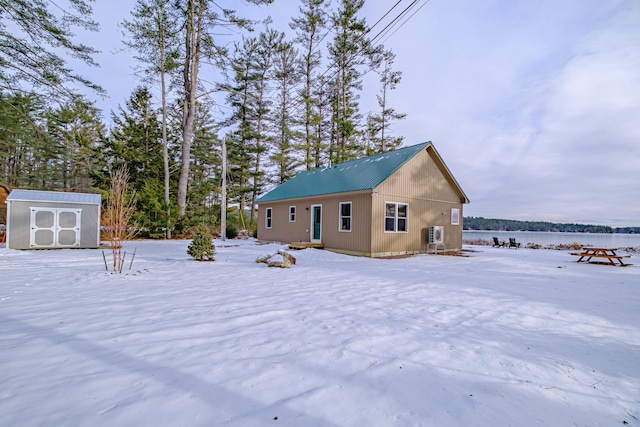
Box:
(463, 217, 640, 234)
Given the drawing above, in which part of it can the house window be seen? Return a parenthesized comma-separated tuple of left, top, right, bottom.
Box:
(289, 206, 296, 222)
(265, 207, 272, 229)
(339, 202, 352, 232)
(384, 202, 408, 232)
(451, 208, 460, 225)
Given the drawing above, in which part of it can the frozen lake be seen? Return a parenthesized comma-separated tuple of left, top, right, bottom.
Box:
(463, 230, 640, 247)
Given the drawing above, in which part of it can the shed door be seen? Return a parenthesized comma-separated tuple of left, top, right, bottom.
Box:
(30, 208, 81, 248)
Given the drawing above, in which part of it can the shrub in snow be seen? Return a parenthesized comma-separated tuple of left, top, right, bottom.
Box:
(226, 226, 238, 239)
(187, 228, 215, 261)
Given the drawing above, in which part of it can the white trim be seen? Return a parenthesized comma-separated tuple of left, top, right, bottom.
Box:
(339, 201, 352, 232)
(384, 201, 409, 233)
(289, 206, 296, 222)
(29, 207, 81, 248)
(265, 207, 273, 229)
(310, 204, 322, 243)
(451, 208, 460, 225)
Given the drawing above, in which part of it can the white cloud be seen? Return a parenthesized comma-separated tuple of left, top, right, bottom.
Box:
(389, 0, 640, 226)
(77, 0, 640, 226)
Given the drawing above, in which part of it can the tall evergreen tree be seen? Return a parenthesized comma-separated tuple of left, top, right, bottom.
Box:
(108, 88, 164, 190)
(187, 100, 221, 226)
(106, 87, 170, 236)
(328, 0, 375, 164)
(248, 29, 284, 220)
(0, 92, 50, 187)
(271, 40, 302, 184)
(174, 0, 273, 219)
(290, 0, 328, 170)
(365, 49, 406, 154)
(225, 36, 260, 221)
(122, 0, 181, 237)
(47, 97, 105, 192)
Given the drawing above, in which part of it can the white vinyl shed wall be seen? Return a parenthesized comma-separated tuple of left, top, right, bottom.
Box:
(6, 190, 101, 250)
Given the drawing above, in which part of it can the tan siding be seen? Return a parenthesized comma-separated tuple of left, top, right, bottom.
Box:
(257, 192, 372, 254)
(257, 201, 310, 243)
(258, 147, 466, 256)
(372, 148, 464, 254)
(313, 192, 372, 254)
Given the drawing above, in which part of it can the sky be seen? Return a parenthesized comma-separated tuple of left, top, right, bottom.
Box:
(72, 0, 640, 227)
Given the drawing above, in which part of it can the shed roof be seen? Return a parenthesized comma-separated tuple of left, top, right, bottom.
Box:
(257, 141, 469, 204)
(6, 190, 101, 205)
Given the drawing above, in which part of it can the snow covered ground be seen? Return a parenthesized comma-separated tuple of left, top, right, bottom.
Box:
(1, 239, 639, 426)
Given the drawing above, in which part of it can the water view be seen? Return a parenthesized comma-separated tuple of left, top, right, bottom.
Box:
(463, 230, 640, 248)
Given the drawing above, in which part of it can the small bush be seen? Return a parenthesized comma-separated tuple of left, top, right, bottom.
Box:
(187, 228, 215, 261)
(226, 226, 238, 239)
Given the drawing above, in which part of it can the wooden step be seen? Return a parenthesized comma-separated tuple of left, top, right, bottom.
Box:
(289, 242, 324, 250)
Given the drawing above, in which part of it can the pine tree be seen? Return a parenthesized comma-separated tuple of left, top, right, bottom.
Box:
(106, 87, 167, 236)
(249, 29, 284, 221)
(121, 0, 181, 238)
(0, 0, 103, 99)
(366, 50, 406, 154)
(0, 92, 50, 188)
(328, 0, 376, 163)
(186, 100, 221, 227)
(47, 97, 105, 192)
(187, 227, 215, 261)
(290, 0, 328, 170)
(174, 0, 274, 219)
(271, 40, 302, 184)
(225, 36, 260, 223)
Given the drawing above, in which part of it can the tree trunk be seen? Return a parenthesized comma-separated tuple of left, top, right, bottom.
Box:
(177, 0, 201, 218)
(158, 7, 171, 238)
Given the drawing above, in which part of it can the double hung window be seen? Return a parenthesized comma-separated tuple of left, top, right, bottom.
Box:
(339, 202, 352, 232)
(384, 202, 408, 232)
(289, 206, 296, 222)
(451, 208, 460, 225)
(265, 207, 272, 228)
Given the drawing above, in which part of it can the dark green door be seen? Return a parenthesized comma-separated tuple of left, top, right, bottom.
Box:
(311, 205, 322, 242)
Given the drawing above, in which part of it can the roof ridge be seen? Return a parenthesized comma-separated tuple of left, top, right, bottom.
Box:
(256, 142, 432, 203)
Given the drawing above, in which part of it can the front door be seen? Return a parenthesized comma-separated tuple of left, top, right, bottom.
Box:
(30, 207, 81, 248)
(310, 204, 322, 243)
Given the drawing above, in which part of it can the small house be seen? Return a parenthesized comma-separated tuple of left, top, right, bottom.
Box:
(256, 141, 469, 257)
(5, 190, 101, 250)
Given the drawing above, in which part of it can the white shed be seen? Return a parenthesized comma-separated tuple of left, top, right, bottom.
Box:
(5, 190, 101, 250)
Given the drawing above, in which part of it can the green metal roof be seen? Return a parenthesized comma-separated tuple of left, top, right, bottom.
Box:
(256, 142, 432, 203)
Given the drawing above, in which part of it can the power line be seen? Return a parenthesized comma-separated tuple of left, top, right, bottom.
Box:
(378, 0, 431, 46)
(285, 0, 427, 119)
(218, 0, 429, 144)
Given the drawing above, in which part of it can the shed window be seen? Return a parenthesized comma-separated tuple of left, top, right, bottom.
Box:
(289, 206, 296, 222)
(451, 208, 460, 225)
(265, 207, 272, 229)
(384, 202, 408, 232)
(339, 202, 352, 232)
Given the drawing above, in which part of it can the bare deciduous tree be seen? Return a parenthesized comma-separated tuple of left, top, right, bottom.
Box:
(102, 166, 138, 273)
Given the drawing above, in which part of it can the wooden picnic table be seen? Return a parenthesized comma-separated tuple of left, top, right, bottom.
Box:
(570, 247, 632, 266)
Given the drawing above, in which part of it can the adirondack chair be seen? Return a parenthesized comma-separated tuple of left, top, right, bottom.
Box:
(492, 237, 504, 247)
(508, 238, 521, 249)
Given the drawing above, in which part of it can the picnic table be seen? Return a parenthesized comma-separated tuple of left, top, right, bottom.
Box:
(570, 247, 632, 266)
